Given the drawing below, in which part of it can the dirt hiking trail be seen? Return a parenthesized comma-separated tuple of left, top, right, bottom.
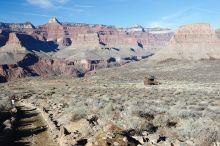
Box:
(5, 103, 58, 146)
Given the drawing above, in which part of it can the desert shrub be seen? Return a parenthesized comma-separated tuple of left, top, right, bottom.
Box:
(176, 117, 220, 145)
(116, 115, 145, 130)
(71, 112, 87, 122)
(0, 96, 11, 112)
(114, 105, 146, 130)
(70, 107, 88, 122)
(175, 109, 202, 119)
(98, 102, 115, 126)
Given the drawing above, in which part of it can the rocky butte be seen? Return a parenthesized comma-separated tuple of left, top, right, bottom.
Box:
(151, 23, 220, 60)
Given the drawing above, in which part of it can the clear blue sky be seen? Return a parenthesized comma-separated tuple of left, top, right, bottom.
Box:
(1, 0, 220, 28)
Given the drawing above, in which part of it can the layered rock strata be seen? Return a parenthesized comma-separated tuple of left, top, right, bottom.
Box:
(152, 24, 220, 60)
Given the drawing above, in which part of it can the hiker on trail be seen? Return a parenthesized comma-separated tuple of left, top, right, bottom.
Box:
(10, 95, 17, 117)
(10, 95, 16, 108)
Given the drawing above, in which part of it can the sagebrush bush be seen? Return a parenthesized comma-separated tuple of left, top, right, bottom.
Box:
(70, 107, 88, 122)
(0, 96, 11, 112)
(176, 117, 220, 144)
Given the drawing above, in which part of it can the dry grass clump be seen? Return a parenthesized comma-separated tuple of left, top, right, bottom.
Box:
(0, 95, 11, 112)
(58, 105, 88, 124)
(70, 112, 87, 122)
(176, 117, 220, 145)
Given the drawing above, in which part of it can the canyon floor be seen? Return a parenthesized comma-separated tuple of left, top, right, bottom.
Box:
(0, 59, 220, 146)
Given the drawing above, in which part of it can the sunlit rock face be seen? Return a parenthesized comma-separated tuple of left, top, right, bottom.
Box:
(170, 23, 219, 44)
(0, 17, 174, 49)
(151, 23, 220, 60)
(6, 33, 21, 45)
(0, 32, 27, 53)
(45, 17, 66, 44)
(35, 17, 173, 48)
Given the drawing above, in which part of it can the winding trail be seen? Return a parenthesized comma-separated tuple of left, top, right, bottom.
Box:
(7, 104, 58, 146)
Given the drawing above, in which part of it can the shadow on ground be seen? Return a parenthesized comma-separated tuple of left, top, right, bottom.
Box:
(1, 106, 47, 146)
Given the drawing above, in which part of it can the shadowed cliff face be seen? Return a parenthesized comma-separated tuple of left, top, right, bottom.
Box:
(0, 30, 9, 47)
(17, 53, 39, 67)
(0, 75, 6, 83)
(16, 34, 59, 53)
(0, 32, 58, 54)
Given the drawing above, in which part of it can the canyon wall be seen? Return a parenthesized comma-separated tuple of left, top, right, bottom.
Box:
(1, 18, 173, 50)
(0, 22, 34, 33)
(152, 23, 220, 60)
(3, 18, 220, 82)
(0, 17, 173, 83)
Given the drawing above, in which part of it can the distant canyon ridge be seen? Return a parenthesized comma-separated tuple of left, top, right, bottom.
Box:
(0, 17, 220, 82)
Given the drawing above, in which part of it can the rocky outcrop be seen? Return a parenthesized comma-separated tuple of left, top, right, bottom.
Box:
(6, 33, 22, 46)
(48, 17, 61, 25)
(30, 57, 82, 77)
(0, 32, 26, 53)
(152, 23, 220, 60)
(45, 18, 66, 45)
(0, 64, 25, 83)
(170, 24, 219, 44)
(73, 33, 101, 49)
(0, 53, 83, 83)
